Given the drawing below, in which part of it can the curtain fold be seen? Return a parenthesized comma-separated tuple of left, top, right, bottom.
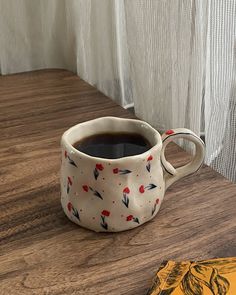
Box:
(204, 0, 236, 181)
(0, 0, 235, 181)
(124, 0, 207, 137)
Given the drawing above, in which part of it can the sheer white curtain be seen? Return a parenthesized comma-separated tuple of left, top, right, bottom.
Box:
(0, 0, 235, 182)
(0, 0, 133, 106)
(204, 1, 236, 181)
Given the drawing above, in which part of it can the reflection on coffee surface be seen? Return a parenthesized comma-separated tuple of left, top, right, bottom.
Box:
(73, 132, 152, 159)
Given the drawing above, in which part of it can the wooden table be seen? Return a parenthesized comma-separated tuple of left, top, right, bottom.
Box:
(0, 70, 236, 295)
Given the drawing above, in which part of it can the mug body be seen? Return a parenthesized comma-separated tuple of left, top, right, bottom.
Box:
(61, 117, 164, 232)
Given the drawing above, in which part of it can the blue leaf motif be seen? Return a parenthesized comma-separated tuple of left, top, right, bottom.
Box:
(94, 190, 103, 200)
(146, 162, 151, 172)
(122, 196, 129, 208)
(133, 217, 140, 224)
(72, 208, 80, 221)
(68, 156, 77, 167)
(101, 222, 108, 230)
(94, 168, 99, 180)
(120, 169, 132, 175)
(147, 183, 157, 190)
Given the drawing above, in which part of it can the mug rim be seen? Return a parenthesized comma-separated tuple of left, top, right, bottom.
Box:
(61, 116, 162, 162)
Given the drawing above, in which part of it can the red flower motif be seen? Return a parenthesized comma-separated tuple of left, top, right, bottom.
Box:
(126, 215, 133, 221)
(101, 210, 110, 217)
(156, 198, 160, 204)
(67, 176, 72, 185)
(96, 164, 104, 171)
(113, 168, 119, 174)
(82, 185, 89, 192)
(67, 202, 72, 212)
(64, 150, 67, 158)
(166, 129, 174, 135)
(139, 185, 145, 193)
(123, 187, 130, 194)
(147, 155, 153, 161)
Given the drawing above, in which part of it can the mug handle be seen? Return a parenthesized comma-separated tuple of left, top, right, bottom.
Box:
(161, 128, 205, 190)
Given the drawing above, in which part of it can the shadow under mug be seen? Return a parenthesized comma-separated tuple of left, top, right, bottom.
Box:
(61, 117, 205, 232)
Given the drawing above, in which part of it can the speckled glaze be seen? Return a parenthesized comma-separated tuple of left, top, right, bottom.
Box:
(61, 117, 205, 232)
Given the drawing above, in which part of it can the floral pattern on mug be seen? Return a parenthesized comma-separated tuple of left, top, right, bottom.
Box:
(61, 118, 205, 233)
(100, 210, 110, 230)
(146, 155, 153, 172)
(151, 198, 160, 215)
(64, 150, 77, 167)
(82, 185, 103, 199)
(139, 183, 157, 193)
(94, 163, 104, 180)
(67, 202, 80, 221)
(122, 187, 130, 208)
(126, 215, 139, 224)
(113, 168, 132, 175)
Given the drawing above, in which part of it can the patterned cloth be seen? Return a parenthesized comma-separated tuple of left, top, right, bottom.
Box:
(147, 258, 236, 295)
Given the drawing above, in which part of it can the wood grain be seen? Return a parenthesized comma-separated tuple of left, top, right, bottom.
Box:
(0, 69, 235, 295)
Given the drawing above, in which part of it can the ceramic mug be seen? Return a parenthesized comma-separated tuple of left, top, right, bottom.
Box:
(61, 117, 205, 232)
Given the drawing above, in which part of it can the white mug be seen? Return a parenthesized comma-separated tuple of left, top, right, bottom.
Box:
(61, 117, 205, 232)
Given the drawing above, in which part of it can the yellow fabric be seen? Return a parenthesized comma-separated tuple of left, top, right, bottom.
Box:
(147, 258, 236, 295)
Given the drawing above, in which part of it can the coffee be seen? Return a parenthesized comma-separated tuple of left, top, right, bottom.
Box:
(73, 132, 152, 159)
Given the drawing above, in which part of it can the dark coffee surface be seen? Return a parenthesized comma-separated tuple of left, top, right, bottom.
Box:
(73, 132, 152, 159)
